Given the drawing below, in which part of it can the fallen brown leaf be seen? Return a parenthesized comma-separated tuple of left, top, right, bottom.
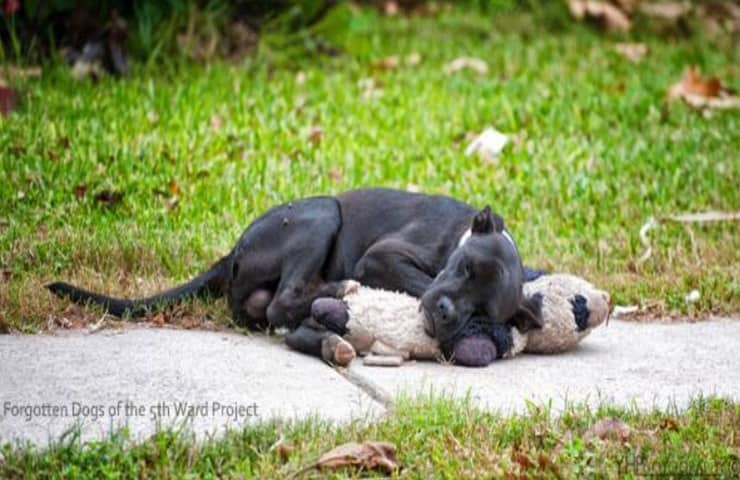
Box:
(372, 56, 399, 70)
(295, 70, 306, 85)
(210, 114, 223, 131)
(93, 190, 123, 206)
(1, 65, 41, 79)
(0, 85, 18, 116)
(658, 417, 680, 432)
(151, 312, 166, 326)
(168, 180, 181, 197)
(405, 52, 422, 66)
(614, 42, 647, 62)
(328, 167, 342, 183)
(612, 0, 637, 12)
(308, 126, 323, 146)
(667, 66, 740, 109)
(272, 441, 294, 463)
(568, 1, 632, 32)
(444, 57, 488, 75)
(638, 1, 691, 21)
(512, 450, 534, 469)
(381, 1, 399, 16)
(74, 184, 88, 199)
(585, 418, 632, 442)
(358, 77, 383, 100)
(1, 269, 12, 283)
(298, 441, 399, 475)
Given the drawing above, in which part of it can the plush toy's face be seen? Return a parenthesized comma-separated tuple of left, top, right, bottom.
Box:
(420, 208, 527, 344)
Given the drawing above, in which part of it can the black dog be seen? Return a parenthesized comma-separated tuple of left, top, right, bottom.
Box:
(48, 188, 540, 357)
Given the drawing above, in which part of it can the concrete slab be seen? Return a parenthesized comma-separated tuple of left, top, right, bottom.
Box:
(0, 328, 382, 446)
(348, 318, 740, 413)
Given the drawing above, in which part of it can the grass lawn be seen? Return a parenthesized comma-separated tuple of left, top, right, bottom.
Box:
(1, 5, 738, 476)
(0, 4, 738, 331)
(1, 395, 737, 478)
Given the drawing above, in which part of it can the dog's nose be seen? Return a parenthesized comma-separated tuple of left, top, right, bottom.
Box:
(436, 296, 455, 319)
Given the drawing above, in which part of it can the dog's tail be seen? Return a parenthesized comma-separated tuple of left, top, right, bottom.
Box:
(46, 255, 231, 318)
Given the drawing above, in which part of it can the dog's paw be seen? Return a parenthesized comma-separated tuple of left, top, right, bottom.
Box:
(337, 280, 361, 297)
(321, 334, 356, 367)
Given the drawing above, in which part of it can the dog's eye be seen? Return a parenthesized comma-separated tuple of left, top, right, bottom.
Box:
(463, 262, 474, 279)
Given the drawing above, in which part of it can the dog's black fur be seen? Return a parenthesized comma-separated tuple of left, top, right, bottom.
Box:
(48, 188, 540, 358)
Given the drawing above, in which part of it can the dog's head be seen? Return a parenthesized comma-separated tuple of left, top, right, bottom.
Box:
(420, 206, 541, 344)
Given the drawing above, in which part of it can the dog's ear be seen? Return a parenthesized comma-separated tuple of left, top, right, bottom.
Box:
(509, 293, 543, 333)
(472, 206, 504, 234)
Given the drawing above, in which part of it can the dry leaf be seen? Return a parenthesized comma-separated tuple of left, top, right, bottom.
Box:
(585, 418, 632, 442)
(568, 1, 632, 32)
(614, 42, 647, 62)
(444, 57, 488, 75)
(381, 1, 399, 16)
(151, 312, 166, 326)
(668, 211, 740, 223)
(658, 417, 680, 432)
(667, 66, 740, 109)
(328, 166, 342, 183)
(74, 184, 88, 199)
(313, 441, 399, 474)
(4, 0, 19, 15)
(372, 56, 399, 70)
(276, 442, 294, 462)
(358, 77, 383, 100)
(465, 127, 509, 163)
(93, 190, 123, 206)
(210, 114, 223, 131)
(168, 180, 181, 197)
(0, 85, 18, 116)
(308, 126, 323, 146)
(684, 289, 700, 304)
(512, 450, 534, 469)
(405, 52, 422, 66)
(612, 0, 638, 12)
(2, 65, 41, 80)
(638, 1, 691, 21)
(1, 270, 12, 283)
(295, 70, 306, 85)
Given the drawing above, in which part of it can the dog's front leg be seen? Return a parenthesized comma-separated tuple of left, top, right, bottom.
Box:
(353, 238, 434, 298)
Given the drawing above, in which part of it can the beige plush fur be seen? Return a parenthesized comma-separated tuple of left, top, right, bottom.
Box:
(523, 274, 610, 354)
(341, 284, 440, 361)
(337, 274, 610, 365)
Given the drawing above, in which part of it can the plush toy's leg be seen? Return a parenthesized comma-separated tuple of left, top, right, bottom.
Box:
(370, 340, 409, 360)
(363, 354, 404, 367)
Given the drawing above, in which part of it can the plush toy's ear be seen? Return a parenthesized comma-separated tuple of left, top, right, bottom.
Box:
(472, 206, 504, 235)
(509, 293, 543, 333)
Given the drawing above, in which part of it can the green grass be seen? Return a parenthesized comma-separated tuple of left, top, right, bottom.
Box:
(1, 4, 739, 331)
(1, 395, 737, 478)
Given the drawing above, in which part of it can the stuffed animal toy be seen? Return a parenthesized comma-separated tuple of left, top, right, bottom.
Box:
(308, 274, 610, 367)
